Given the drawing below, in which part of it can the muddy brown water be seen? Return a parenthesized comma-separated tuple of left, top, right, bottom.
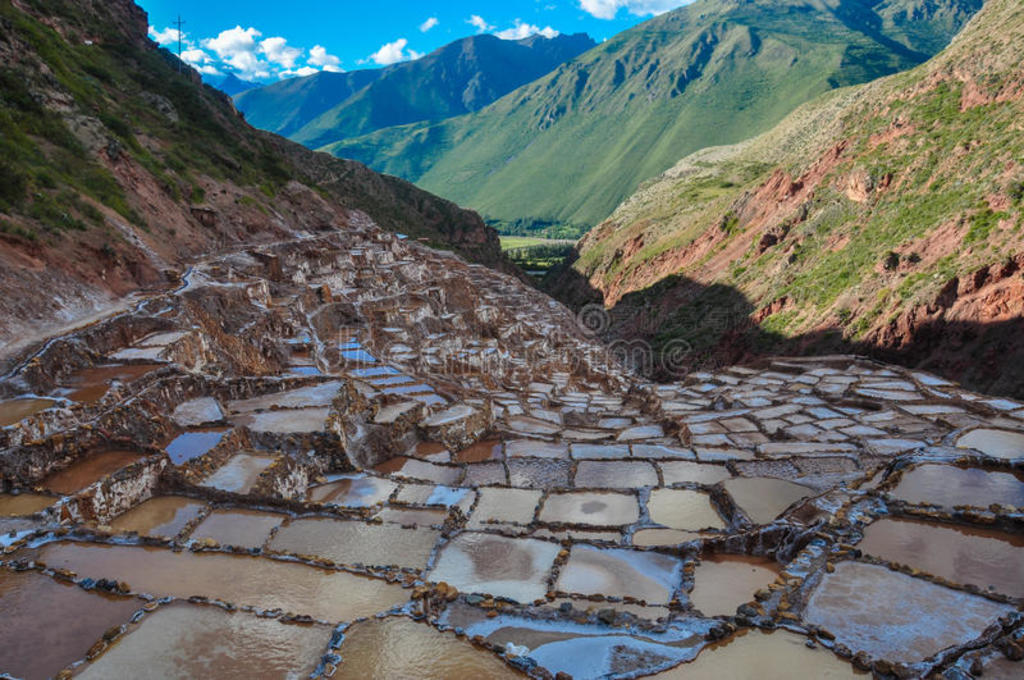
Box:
(60, 363, 162, 404)
(0, 570, 141, 680)
(40, 450, 144, 495)
(36, 541, 409, 621)
(891, 464, 1024, 509)
(689, 554, 780, 616)
(858, 517, 1024, 598)
(268, 517, 441, 570)
(652, 628, 866, 679)
(0, 492, 55, 517)
(190, 509, 285, 549)
(76, 602, 331, 680)
(0, 397, 56, 427)
(336, 617, 523, 679)
(110, 496, 207, 538)
(452, 439, 503, 463)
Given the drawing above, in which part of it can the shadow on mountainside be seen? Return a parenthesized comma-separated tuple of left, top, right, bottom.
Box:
(547, 260, 1024, 400)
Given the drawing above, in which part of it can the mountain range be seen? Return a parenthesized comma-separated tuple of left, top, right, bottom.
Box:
(234, 32, 596, 148)
(314, 0, 983, 236)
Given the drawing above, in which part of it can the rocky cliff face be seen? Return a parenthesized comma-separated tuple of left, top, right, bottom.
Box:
(560, 0, 1024, 397)
(0, 0, 510, 364)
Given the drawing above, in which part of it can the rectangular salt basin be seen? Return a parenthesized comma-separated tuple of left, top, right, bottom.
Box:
(0, 397, 56, 427)
(200, 453, 276, 494)
(41, 450, 145, 495)
(36, 542, 409, 621)
(891, 464, 1024, 509)
(232, 408, 329, 434)
(0, 571, 142, 680)
(226, 382, 341, 412)
(190, 509, 285, 549)
(164, 429, 229, 465)
(427, 532, 560, 603)
(555, 545, 683, 604)
(858, 517, 1024, 598)
(110, 496, 207, 538)
(0, 492, 55, 517)
(269, 517, 441, 570)
(308, 475, 398, 507)
(804, 561, 1014, 664)
(540, 492, 640, 526)
(76, 603, 331, 680)
(469, 488, 543, 528)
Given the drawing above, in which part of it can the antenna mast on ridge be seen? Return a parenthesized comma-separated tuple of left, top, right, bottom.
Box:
(174, 15, 185, 72)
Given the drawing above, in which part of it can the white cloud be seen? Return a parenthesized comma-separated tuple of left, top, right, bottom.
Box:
(419, 17, 439, 32)
(203, 25, 261, 59)
(308, 45, 344, 72)
(148, 25, 183, 46)
(282, 66, 320, 78)
(467, 15, 495, 33)
(260, 36, 302, 68)
(365, 38, 422, 66)
(578, 0, 684, 20)
(201, 26, 271, 78)
(495, 19, 560, 40)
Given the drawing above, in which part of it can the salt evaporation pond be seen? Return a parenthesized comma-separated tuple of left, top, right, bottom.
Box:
(858, 517, 1024, 597)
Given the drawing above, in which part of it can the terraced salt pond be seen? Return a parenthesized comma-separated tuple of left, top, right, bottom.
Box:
(308, 475, 397, 507)
(163, 428, 230, 465)
(723, 478, 814, 524)
(40, 450, 144, 494)
(689, 554, 780, 616)
(36, 542, 409, 621)
(268, 517, 440, 569)
(336, 617, 522, 679)
(891, 463, 1024, 508)
(0, 492, 54, 517)
(0, 397, 55, 427)
(957, 429, 1024, 459)
(0, 571, 142, 680)
(76, 603, 332, 680)
(654, 629, 867, 679)
(803, 561, 1014, 663)
(60, 363, 162, 404)
(199, 452, 275, 493)
(4, 225, 1024, 678)
(109, 496, 206, 537)
(858, 517, 1024, 597)
(190, 509, 285, 548)
(556, 545, 683, 604)
(647, 489, 724, 530)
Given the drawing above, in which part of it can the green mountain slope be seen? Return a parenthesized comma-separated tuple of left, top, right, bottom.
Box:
(235, 33, 595, 147)
(324, 0, 982, 237)
(563, 0, 1024, 395)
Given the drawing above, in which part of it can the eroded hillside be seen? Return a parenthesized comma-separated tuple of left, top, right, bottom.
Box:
(0, 0, 510, 361)
(563, 0, 1024, 397)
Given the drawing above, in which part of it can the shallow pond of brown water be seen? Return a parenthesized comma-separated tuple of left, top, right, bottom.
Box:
(336, 617, 523, 679)
(0, 570, 141, 680)
(859, 517, 1024, 597)
(40, 450, 144, 495)
(76, 602, 331, 680)
(37, 541, 409, 621)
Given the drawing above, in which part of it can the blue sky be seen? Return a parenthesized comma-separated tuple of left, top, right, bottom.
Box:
(138, 1, 687, 82)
